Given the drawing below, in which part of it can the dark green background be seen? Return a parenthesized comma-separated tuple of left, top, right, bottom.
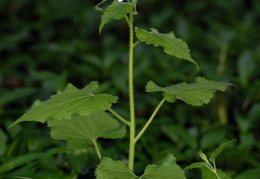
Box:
(0, 0, 260, 178)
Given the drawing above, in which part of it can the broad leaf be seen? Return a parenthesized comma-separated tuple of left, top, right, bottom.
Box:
(96, 154, 185, 179)
(95, 157, 138, 179)
(141, 154, 186, 179)
(146, 77, 230, 106)
(99, 1, 132, 33)
(201, 167, 231, 179)
(48, 112, 126, 148)
(135, 27, 198, 69)
(10, 82, 118, 127)
(209, 139, 236, 164)
(184, 162, 208, 171)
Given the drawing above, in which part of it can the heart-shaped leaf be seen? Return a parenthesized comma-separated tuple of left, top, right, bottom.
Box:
(141, 154, 185, 179)
(95, 154, 185, 179)
(48, 112, 126, 149)
(96, 157, 138, 179)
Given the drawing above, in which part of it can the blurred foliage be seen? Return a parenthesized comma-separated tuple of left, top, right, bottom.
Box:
(0, 0, 259, 178)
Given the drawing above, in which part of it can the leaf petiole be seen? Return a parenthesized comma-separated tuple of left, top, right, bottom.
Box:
(125, 14, 130, 26)
(92, 139, 102, 162)
(108, 108, 131, 126)
(133, 41, 140, 48)
(134, 99, 165, 143)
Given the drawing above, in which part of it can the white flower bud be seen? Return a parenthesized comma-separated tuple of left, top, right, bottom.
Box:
(118, 0, 123, 2)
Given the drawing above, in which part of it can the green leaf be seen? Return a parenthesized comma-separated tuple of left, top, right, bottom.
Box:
(184, 162, 208, 171)
(162, 125, 197, 149)
(146, 77, 231, 106)
(0, 88, 36, 105)
(95, 157, 138, 179)
(201, 167, 231, 179)
(10, 82, 118, 127)
(0, 129, 7, 155)
(6, 163, 44, 179)
(141, 154, 186, 179)
(99, 1, 133, 33)
(209, 139, 236, 164)
(48, 112, 126, 149)
(0, 147, 64, 174)
(0, 153, 45, 174)
(135, 27, 198, 69)
(237, 51, 255, 87)
(235, 168, 260, 179)
(198, 150, 210, 164)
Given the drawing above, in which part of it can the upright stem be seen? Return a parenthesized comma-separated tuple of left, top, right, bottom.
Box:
(128, 10, 135, 171)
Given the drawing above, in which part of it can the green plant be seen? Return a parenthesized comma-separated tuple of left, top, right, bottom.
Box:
(6, 0, 235, 178)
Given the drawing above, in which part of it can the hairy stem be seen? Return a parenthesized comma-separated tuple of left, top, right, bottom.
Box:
(128, 9, 135, 171)
(135, 99, 165, 143)
(108, 108, 131, 126)
(92, 139, 102, 162)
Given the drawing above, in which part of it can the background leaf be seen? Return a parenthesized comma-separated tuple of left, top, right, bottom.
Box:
(135, 27, 198, 69)
(146, 77, 231, 106)
(10, 82, 118, 127)
(99, 1, 132, 33)
(237, 51, 255, 87)
(235, 168, 260, 179)
(209, 139, 236, 164)
(95, 157, 138, 179)
(48, 112, 126, 149)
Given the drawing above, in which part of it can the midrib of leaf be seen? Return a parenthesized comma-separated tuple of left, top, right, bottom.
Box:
(148, 30, 190, 60)
(166, 83, 225, 93)
(112, 3, 124, 20)
(23, 95, 94, 121)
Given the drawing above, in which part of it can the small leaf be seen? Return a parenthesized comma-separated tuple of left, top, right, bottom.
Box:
(10, 82, 118, 127)
(184, 162, 208, 170)
(198, 150, 209, 164)
(135, 27, 198, 69)
(95, 157, 138, 179)
(94, 0, 109, 12)
(48, 112, 126, 149)
(141, 154, 186, 179)
(201, 167, 231, 179)
(146, 77, 231, 106)
(209, 139, 236, 164)
(99, 1, 132, 33)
